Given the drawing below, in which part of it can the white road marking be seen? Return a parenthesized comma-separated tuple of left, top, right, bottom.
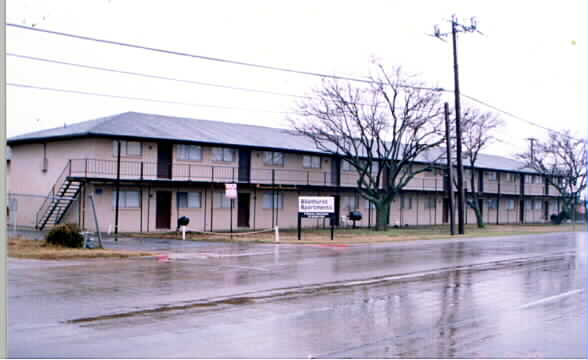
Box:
(519, 288, 585, 309)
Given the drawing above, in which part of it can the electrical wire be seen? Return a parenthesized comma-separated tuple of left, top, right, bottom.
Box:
(7, 82, 293, 115)
(8, 23, 584, 140)
(7, 53, 307, 99)
(6, 22, 445, 92)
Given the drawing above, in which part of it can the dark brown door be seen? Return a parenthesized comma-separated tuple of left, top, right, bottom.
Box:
(442, 198, 449, 223)
(544, 200, 549, 220)
(157, 142, 173, 179)
(237, 193, 250, 227)
(238, 150, 251, 183)
(156, 191, 172, 229)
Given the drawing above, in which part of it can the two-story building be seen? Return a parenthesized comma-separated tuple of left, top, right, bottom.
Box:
(6, 112, 564, 233)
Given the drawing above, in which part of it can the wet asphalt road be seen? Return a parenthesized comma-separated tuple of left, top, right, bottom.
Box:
(8, 231, 587, 358)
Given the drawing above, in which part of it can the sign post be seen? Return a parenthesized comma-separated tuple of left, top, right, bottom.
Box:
(225, 184, 237, 237)
(298, 196, 335, 241)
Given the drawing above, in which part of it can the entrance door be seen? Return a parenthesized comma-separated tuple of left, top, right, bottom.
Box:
(544, 200, 549, 220)
(157, 143, 173, 179)
(442, 198, 449, 223)
(237, 193, 250, 227)
(156, 191, 172, 229)
(238, 150, 251, 183)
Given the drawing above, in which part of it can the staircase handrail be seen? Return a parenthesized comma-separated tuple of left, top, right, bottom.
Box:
(35, 161, 71, 228)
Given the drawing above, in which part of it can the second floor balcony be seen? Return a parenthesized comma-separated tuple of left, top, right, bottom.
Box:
(67, 158, 446, 192)
(65, 158, 559, 196)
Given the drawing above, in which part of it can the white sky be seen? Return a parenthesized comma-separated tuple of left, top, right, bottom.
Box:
(6, 0, 587, 158)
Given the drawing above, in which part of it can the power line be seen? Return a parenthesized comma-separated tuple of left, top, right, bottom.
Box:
(7, 53, 307, 99)
(7, 22, 444, 92)
(461, 93, 583, 141)
(7, 82, 292, 115)
(8, 23, 582, 139)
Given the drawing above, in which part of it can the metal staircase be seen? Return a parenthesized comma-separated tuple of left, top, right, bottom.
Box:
(35, 161, 82, 230)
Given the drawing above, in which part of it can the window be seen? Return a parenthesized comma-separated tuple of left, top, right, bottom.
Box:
(264, 152, 284, 166)
(401, 196, 412, 210)
(113, 140, 142, 156)
(365, 199, 376, 209)
(425, 168, 442, 177)
(213, 192, 233, 208)
(303, 155, 321, 169)
(425, 198, 437, 209)
(342, 196, 359, 211)
(534, 200, 542, 210)
(506, 199, 515, 210)
(262, 192, 283, 209)
(213, 147, 235, 162)
(342, 160, 354, 171)
(525, 200, 534, 210)
(177, 192, 201, 208)
(112, 190, 140, 208)
(487, 199, 498, 209)
(486, 171, 497, 181)
(342, 159, 378, 172)
(177, 144, 202, 161)
(505, 173, 517, 182)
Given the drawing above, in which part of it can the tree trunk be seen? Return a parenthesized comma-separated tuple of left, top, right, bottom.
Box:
(467, 198, 485, 228)
(375, 201, 390, 231)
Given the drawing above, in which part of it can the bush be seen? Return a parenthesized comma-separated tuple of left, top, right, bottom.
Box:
(46, 224, 84, 248)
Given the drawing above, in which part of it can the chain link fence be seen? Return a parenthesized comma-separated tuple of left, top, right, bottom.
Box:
(7, 192, 81, 237)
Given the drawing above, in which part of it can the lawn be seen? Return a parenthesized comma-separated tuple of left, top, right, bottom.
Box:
(8, 237, 155, 260)
(126, 223, 584, 244)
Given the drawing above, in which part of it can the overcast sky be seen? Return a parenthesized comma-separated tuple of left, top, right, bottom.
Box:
(6, 0, 587, 157)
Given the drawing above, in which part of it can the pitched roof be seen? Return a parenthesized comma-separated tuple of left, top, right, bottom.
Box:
(7, 111, 535, 173)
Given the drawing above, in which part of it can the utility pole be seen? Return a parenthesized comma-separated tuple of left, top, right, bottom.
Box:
(114, 140, 121, 242)
(527, 137, 537, 163)
(431, 15, 482, 235)
(444, 102, 455, 235)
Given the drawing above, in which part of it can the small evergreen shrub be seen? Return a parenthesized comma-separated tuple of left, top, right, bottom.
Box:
(46, 224, 84, 248)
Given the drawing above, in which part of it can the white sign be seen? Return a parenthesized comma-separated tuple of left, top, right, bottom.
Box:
(225, 183, 237, 199)
(298, 196, 334, 214)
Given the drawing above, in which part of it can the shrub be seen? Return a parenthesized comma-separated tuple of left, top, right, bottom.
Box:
(46, 224, 84, 248)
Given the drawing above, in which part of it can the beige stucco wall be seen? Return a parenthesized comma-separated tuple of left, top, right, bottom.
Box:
(8, 138, 98, 195)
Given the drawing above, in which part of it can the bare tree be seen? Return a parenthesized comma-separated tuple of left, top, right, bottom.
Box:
(450, 108, 503, 228)
(290, 66, 445, 231)
(518, 130, 587, 222)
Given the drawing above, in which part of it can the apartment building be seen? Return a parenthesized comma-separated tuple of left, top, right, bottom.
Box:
(6, 112, 564, 233)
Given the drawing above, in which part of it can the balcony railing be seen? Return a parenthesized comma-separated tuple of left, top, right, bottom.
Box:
(67, 158, 485, 193)
(69, 159, 335, 186)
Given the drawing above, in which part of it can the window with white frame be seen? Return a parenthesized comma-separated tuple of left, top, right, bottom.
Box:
(112, 190, 140, 208)
(342, 196, 359, 211)
(506, 199, 515, 210)
(262, 192, 283, 209)
(303, 155, 321, 169)
(263, 152, 285, 166)
(212, 147, 236, 162)
(177, 192, 201, 208)
(176, 144, 202, 161)
(364, 199, 376, 209)
(425, 198, 436, 209)
(112, 140, 142, 156)
(534, 200, 542, 210)
(486, 171, 497, 181)
(213, 192, 233, 208)
(401, 196, 413, 210)
(487, 199, 498, 209)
